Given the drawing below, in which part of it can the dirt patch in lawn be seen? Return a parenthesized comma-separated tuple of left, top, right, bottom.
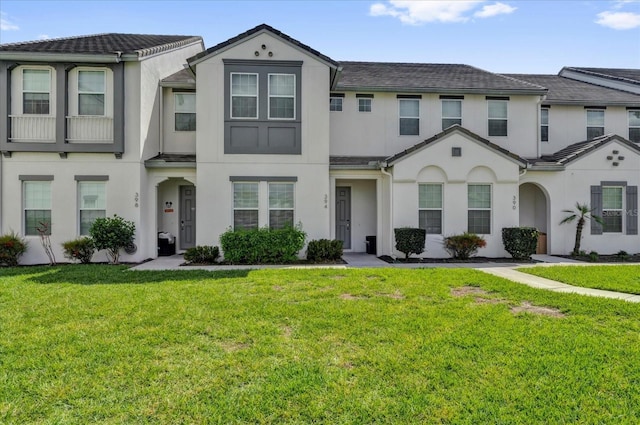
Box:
(511, 301, 565, 318)
(218, 340, 250, 352)
(340, 293, 368, 300)
(451, 286, 489, 297)
(378, 290, 405, 299)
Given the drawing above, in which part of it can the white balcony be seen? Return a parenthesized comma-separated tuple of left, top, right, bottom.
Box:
(67, 116, 113, 143)
(9, 115, 56, 142)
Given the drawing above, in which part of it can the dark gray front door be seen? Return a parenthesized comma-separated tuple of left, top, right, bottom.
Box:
(179, 186, 196, 250)
(336, 186, 351, 249)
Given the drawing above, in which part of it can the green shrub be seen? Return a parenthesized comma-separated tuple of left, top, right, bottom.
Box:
(62, 237, 95, 264)
(306, 239, 343, 262)
(220, 225, 306, 264)
(443, 232, 487, 260)
(184, 246, 220, 264)
(588, 251, 599, 262)
(501, 227, 539, 260)
(89, 215, 136, 264)
(394, 228, 426, 259)
(616, 250, 629, 261)
(0, 232, 28, 266)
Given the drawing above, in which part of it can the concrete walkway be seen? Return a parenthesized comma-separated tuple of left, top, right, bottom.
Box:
(131, 253, 640, 303)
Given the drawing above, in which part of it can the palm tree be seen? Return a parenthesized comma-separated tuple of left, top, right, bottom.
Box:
(560, 203, 603, 256)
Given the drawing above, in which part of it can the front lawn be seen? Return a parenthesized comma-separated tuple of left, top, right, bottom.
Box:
(1, 265, 640, 423)
(520, 265, 640, 295)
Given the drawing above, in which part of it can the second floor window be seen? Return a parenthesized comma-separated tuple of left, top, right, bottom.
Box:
(488, 99, 508, 137)
(78, 70, 105, 116)
(541, 108, 549, 142)
(586, 109, 604, 140)
(399, 99, 419, 135)
(268, 74, 295, 119)
(22, 69, 50, 115)
(175, 93, 196, 131)
(231, 73, 258, 119)
(329, 97, 343, 112)
(629, 110, 640, 143)
(442, 100, 462, 130)
(358, 98, 372, 112)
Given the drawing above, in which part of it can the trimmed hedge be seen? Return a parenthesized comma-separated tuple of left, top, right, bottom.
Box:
(443, 232, 486, 260)
(306, 239, 343, 262)
(501, 227, 539, 260)
(184, 246, 220, 264)
(220, 225, 306, 264)
(394, 228, 426, 259)
(62, 237, 95, 264)
(0, 232, 28, 266)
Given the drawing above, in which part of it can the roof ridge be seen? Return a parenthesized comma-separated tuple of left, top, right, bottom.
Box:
(0, 32, 112, 48)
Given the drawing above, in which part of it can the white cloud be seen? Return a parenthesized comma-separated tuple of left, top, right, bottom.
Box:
(38, 34, 51, 40)
(1, 12, 19, 31)
(596, 11, 640, 30)
(370, 1, 485, 24)
(474, 2, 517, 18)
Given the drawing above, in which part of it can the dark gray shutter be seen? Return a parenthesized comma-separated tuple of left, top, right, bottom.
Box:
(627, 186, 638, 235)
(591, 185, 603, 235)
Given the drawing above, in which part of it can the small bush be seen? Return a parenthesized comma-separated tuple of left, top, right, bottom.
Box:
(306, 239, 343, 262)
(616, 250, 629, 261)
(89, 215, 136, 264)
(184, 246, 220, 264)
(588, 251, 599, 262)
(443, 232, 487, 260)
(394, 228, 426, 259)
(62, 237, 95, 264)
(502, 227, 539, 260)
(0, 232, 28, 266)
(220, 225, 306, 264)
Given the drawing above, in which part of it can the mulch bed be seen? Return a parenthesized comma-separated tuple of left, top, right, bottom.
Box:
(379, 255, 538, 264)
(555, 254, 640, 263)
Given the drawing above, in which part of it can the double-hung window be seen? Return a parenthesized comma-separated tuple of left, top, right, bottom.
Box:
(541, 107, 549, 142)
(488, 99, 508, 137)
(602, 186, 623, 233)
(78, 70, 105, 116)
(78, 182, 106, 235)
(231, 73, 258, 119)
(268, 74, 295, 119)
(233, 182, 259, 230)
(629, 110, 640, 143)
(468, 184, 491, 234)
(22, 69, 50, 115)
(586, 109, 605, 139)
(419, 184, 443, 234)
(175, 93, 196, 131)
(442, 99, 462, 130)
(399, 99, 419, 136)
(24, 181, 52, 236)
(269, 183, 294, 229)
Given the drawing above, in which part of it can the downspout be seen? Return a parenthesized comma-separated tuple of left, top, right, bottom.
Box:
(380, 163, 394, 258)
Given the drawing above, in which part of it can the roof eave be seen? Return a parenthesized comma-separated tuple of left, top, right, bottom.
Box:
(334, 86, 547, 96)
(0, 52, 122, 63)
(543, 99, 640, 107)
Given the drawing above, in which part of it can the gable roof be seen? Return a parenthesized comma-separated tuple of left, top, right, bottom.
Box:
(542, 134, 640, 165)
(188, 23, 339, 68)
(385, 125, 528, 167)
(505, 74, 640, 106)
(0, 33, 202, 62)
(335, 62, 546, 95)
(562, 67, 640, 87)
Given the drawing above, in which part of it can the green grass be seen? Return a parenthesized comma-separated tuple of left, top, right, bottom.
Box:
(1, 265, 640, 424)
(520, 265, 640, 295)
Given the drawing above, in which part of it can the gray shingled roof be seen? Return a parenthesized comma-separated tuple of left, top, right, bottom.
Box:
(161, 68, 196, 88)
(329, 156, 388, 169)
(145, 153, 196, 168)
(563, 67, 640, 86)
(505, 74, 640, 105)
(385, 125, 528, 166)
(188, 24, 339, 68)
(541, 134, 640, 165)
(335, 62, 546, 94)
(0, 33, 202, 59)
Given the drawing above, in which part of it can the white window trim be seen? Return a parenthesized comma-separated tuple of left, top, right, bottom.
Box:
(358, 98, 372, 113)
(602, 185, 624, 233)
(268, 182, 295, 228)
(268, 73, 296, 120)
(628, 110, 640, 142)
(398, 99, 420, 136)
(467, 183, 492, 235)
(586, 109, 605, 138)
(77, 69, 106, 117)
(78, 181, 106, 236)
(174, 92, 196, 132)
(230, 72, 259, 119)
(487, 100, 508, 137)
(419, 183, 443, 235)
(329, 97, 343, 112)
(441, 99, 462, 130)
(23, 181, 52, 236)
(232, 181, 260, 230)
(22, 67, 52, 116)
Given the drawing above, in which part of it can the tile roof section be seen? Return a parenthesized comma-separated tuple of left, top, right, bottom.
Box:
(505, 74, 640, 105)
(0, 33, 202, 59)
(385, 125, 528, 166)
(330, 156, 388, 169)
(542, 134, 640, 165)
(335, 62, 546, 94)
(562, 67, 640, 86)
(145, 154, 196, 168)
(188, 24, 339, 68)
(161, 68, 196, 88)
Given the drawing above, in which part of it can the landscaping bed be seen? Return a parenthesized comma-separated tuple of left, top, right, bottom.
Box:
(379, 255, 538, 264)
(554, 253, 640, 263)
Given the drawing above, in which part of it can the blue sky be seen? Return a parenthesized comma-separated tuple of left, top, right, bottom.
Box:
(1, 1, 639, 73)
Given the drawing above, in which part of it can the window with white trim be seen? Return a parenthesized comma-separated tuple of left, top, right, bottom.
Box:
(488, 100, 508, 136)
(629, 110, 640, 143)
(269, 183, 294, 229)
(268, 74, 295, 119)
(358, 98, 372, 112)
(602, 186, 623, 233)
(78, 70, 105, 116)
(78, 182, 106, 235)
(22, 69, 50, 115)
(541, 108, 549, 142)
(586, 109, 605, 139)
(24, 181, 52, 236)
(233, 182, 259, 230)
(399, 99, 419, 136)
(468, 184, 491, 234)
(231, 73, 258, 119)
(419, 184, 442, 234)
(174, 93, 196, 131)
(329, 97, 343, 112)
(442, 100, 462, 130)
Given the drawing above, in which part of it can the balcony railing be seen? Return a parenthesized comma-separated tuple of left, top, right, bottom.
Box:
(9, 115, 56, 142)
(67, 116, 114, 143)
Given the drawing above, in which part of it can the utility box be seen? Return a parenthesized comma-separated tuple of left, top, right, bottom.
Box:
(365, 235, 377, 255)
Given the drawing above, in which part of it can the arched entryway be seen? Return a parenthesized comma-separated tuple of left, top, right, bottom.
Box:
(519, 182, 549, 254)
